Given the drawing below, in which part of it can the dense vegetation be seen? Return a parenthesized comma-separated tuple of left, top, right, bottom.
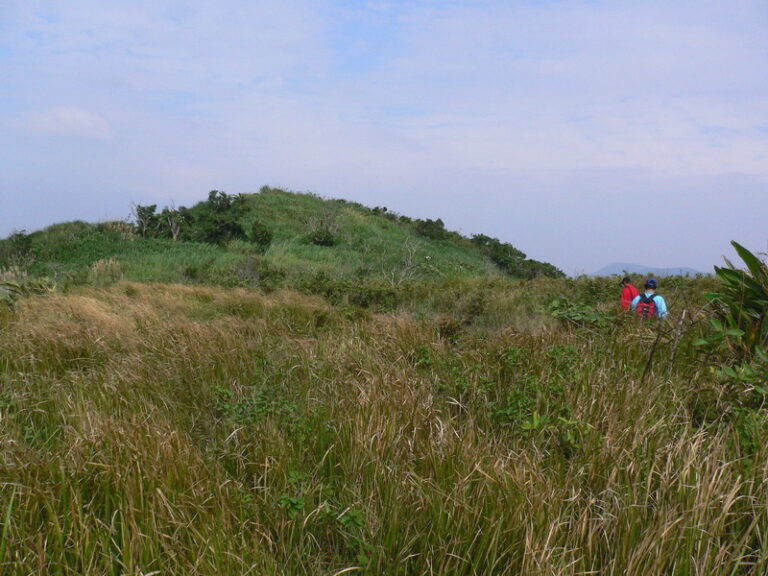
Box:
(1, 191, 767, 575)
(0, 188, 563, 311)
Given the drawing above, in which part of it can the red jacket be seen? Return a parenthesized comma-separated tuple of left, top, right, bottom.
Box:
(620, 284, 639, 310)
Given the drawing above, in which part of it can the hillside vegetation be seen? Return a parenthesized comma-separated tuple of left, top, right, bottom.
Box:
(1, 190, 767, 575)
(0, 188, 562, 308)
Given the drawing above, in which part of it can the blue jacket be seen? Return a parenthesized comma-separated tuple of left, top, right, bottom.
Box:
(630, 291, 668, 318)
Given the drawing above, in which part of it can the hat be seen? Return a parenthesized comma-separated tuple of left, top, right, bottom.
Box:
(645, 278, 657, 289)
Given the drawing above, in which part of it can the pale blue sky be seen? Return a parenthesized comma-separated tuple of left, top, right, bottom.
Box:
(1, 0, 766, 274)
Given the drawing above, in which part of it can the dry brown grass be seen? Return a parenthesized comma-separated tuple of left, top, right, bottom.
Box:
(0, 282, 766, 575)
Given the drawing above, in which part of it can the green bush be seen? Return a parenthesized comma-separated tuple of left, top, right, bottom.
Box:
(0, 230, 34, 269)
(549, 296, 614, 330)
(695, 241, 768, 388)
(306, 211, 339, 247)
(233, 256, 286, 292)
(414, 218, 447, 240)
(250, 221, 273, 252)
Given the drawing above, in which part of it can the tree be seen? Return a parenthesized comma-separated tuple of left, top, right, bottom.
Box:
(250, 220, 273, 252)
(133, 204, 158, 238)
(414, 218, 447, 240)
(0, 230, 34, 269)
(158, 205, 187, 240)
(187, 190, 247, 245)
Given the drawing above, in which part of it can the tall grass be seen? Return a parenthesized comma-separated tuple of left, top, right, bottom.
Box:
(1, 279, 765, 574)
(13, 189, 507, 297)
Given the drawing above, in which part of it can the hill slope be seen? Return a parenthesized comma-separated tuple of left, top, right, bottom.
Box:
(1, 188, 563, 301)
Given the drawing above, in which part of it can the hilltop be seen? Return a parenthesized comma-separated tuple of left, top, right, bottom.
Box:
(0, 187, 562, 306)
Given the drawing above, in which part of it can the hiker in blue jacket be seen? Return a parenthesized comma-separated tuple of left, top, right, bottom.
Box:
(630, 278, 668, 319)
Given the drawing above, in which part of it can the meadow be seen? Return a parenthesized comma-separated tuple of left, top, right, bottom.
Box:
(1, 192, 766, 574)
(1, 270, 767, 575)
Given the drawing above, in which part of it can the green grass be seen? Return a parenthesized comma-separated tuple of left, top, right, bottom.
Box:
(1, 276, 766, 574)
(3, 192, 760, 574)
(249, 188, 493, 280)
(9, 189, 513, 294)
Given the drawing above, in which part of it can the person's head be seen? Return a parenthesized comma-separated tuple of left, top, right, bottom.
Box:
(645, 278, 657, 290)
(621, 276, 632, 286)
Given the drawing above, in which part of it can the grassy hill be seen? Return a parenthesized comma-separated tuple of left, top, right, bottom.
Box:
(0, 188, 561, 303)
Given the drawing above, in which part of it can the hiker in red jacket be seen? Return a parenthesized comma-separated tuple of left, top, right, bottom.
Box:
(619, 276, 639, 311)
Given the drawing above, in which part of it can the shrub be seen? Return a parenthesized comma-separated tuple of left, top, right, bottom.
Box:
(695, 241, 768, 387)
(549, 296, 614, 330)
(0, 273, 55, 308)
(472, 234, 565, 279)
(179, 191, 248, 245)
(414, 218, 447, 240)
(0, 230, 35, 269)
(306, 211, 339, 247)
(250, 221, 273, 252)
(233, 257, 285, 292)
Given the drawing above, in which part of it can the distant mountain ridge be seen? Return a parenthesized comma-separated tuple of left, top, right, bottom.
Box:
(593, 262, 706, 277)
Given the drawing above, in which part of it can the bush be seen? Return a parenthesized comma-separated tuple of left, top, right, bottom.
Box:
(233, 256, 285, 293)
(309, 228, 337, 247)
(695, 241, 768, 387)
(0, 230, 35, 269)
(250, 221, 273, 252)
(174, 191, 248, 245)
(549, 296, 614, 330)
(306, 211, 339, 247)
(414, 218, 447, 240)
(297, 271, 400, 311)
(471, 234, 565, 279)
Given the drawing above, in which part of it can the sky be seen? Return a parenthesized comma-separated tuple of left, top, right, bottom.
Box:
(1, 0, 767, 275)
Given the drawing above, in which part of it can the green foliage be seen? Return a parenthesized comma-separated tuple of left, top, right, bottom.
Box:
(157, 206, 187, 240)
(712, 241, 768, 357)
(472, 233, 564, 279)
(0, 230, 34, 269)
(0, 275, 55, 308)
(696, 241, 768, 387)
(518, 258, 566, 279)
(213, 384, 297, 428)
(183, 190, 248, 245)
(133, 204, 159, 238)
(306, 210, 340, 246)
(549, 296, 614, 330)
(414, 218, 447, 240)
(308, 228, 337, 247)
(231, 256, 285, 292)
(297, 271, 399, 311)
(133, 191, 248, 245)
(249, 220, 273, 251)
(8, 188, 564, 304)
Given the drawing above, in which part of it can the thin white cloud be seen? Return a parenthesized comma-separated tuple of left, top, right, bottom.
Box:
(1, 0, 767, 273)
(28, 106, 112, 140)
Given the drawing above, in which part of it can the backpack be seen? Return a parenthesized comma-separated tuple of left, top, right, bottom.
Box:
(636, 293, 657, 318)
